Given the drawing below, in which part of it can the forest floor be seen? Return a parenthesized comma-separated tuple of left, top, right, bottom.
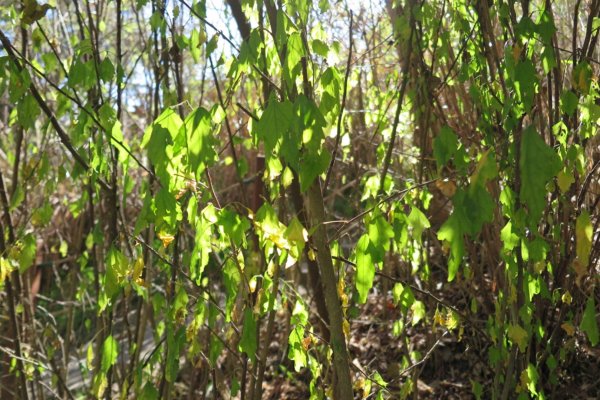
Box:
(258, 276, 600, 400)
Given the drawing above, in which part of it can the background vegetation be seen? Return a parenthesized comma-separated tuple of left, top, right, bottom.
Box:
(0, 0, 598, 398)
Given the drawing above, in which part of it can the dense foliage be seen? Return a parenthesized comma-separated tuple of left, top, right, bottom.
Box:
(0, 0, 598, 398)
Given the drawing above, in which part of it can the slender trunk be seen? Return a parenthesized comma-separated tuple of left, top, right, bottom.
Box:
(305, 181, 353, 399)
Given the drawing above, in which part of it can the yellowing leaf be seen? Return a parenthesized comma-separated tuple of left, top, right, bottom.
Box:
(519, 368, 530, 389)
(0, 257, 14, 285)
(508, 324, 529, 353)
(343, 319, 350, 338)
(471, 150, 498, 186)
(435, 179, 457, 197)
(158, 232, 175, 248)
(572, 259, 587, 286)
(445, 309, 459, 330)
(557, 170, 574, 193)
(561, 290, 572, 304)
(92, 374, 108, 399)
(132, 257, 145, 285)
(576, 210, 592, 265)
(249, 277, 257, 293)
(266, 232, 289, 249)
(512, 43, 523, 61)
(86, 344, 95, 371)
(22, 0, 53, 25)
(433, 308, 444, 327)
(302, 336, 311, 351)
(561, 322, 575, 336)
(285, 217, 308, 243)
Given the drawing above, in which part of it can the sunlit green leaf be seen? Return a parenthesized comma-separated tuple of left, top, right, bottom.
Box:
(407, 207, 430, 240)
(182, 107, 217, 176)
(101, 335, 118, 373)
(254, 98, 293, 155)
(355, 234, 374, 304)
(288, 300, 309, 371)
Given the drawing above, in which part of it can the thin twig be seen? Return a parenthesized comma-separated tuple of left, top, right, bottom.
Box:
(324, 11, 353, 193)
(377, 25, 414, 195)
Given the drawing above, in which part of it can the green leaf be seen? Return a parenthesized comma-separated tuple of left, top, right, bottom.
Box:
(407, 207, 430, 240)
(560, 91, 579, 116)
(298, 149, 330, 192)
(501, 222, 519, 252)
(239, 308, 257, 360)
(319, 67, 341, 116)
(98, 102, 116, 131)
(285, 32, 304, 87)
(471, 150, 498, 186)
(294, 95, 327, 150)
(154, 187, 178, 228)
(355, 234, 374, 304)
(182, 107, 217, 176)
(536, 11, 556, 42)
(393, 282, 415, 311)
(171, 287, 189, 323)
(541, 46, 556, 74)
(140, 383, 160, 400)
(522, 363, 539, 396)
(223, 260, 240, 322)
(68, 59, 94, 89)
(312, 39, 329, 57)
(284, 216, 308, 262)
(519, 126, 562, 221)
(166, 327, 185, 382)
(10, 186, 25, 211)
(218, 208, 250, 247)
(205, 34, 219, 57)
(142, 109, 181, 170)
(572, 61, 592, 94)
(580, 297, 599, 346)
(254, 203, 288, 250)
(254, 98, 293, 155)
(17, 94, 40, 130)
(433, 126, 459, 169)
(105, 247, 128, 299)
(101, 335, 118, 373)
(99, 57, 115, 82)
(17, 234, 37, 273)
(514, 60, 537, 112)
(437, 214, 464, 281)
(463, 184, 494, 235)
(288, 300, 309, 371)
(411, 301, 426, 325)
(368, 212, 394, 254)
